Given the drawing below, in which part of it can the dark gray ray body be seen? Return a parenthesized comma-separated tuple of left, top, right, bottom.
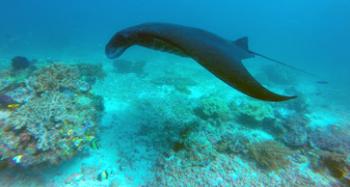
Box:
(105, 23, 296, 101)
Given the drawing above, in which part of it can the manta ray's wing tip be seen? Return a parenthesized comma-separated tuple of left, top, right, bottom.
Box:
(266, 94, 297, 102)
(282, 95, 297, 101)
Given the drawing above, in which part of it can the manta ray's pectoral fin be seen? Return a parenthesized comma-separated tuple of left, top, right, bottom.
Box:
(223, 60, 297, 101)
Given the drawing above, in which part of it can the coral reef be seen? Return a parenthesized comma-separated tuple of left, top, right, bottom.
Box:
(175, 131, 217, 166)
(28, 64, 98, 94)
(28, 64, 80, 93)
(214, 127, 274, 156)
(149, 154, 329, 187)
(247, 141, 292, 170)
(280, 114, 309, 147)
(233, 100, 275, 125)
(284, 95, 309, 114)
(194, 95, 230, 125)
(215, 133, 249, 155)
(310, 150, 350, 186)
(282, 127, 308, 148)
(320, 152, 349, 180)
(309, 125, 350, 154)
(0, 63, 104, 167)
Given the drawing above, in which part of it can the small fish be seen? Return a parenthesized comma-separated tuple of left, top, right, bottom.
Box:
(85, 135, 95, 142)
(7, 103, 20, 109)
(0, 94, 19, 110)
(72, 138, 83, 147)
(63, 120, 71, 125)
(97, 170, 109, 181)
(67, 129, 74, 136)
(316, 80, 329, 84)
(12, 155, 23, 164)
(90, 139, 100, 150)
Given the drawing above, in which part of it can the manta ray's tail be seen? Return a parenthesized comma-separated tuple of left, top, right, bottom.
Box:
(249, 51, 320, 78)
(234, 37, 322, 79)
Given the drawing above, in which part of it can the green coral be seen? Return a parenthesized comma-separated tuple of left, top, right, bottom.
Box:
(194, 95, 230, 124)
(234, 100, 274, 124)
(248, 141, 292, 170)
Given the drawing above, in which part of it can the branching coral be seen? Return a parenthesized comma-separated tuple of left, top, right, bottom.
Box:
(28, 63, 104, 94)
(247, 141, 292, 170)
(8, 91, 72, 131)
(28, 64, 81, 93)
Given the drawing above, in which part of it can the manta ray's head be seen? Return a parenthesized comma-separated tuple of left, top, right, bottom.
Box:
(105, 31, 134, 59)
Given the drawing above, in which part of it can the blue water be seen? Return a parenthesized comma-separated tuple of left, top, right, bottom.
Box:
(1, 1, 350, 186)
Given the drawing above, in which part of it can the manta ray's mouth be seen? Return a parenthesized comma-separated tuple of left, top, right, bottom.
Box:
(105, 46, 126, 59)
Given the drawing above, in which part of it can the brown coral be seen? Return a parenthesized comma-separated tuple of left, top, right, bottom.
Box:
(248, 141, 292, 170)
(320, 151, 349, 180)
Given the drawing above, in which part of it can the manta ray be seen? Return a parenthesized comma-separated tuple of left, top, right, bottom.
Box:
(105, 23, 297, 101)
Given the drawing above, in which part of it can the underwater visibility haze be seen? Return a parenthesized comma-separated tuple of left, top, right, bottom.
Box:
(1, 0, 350, 186)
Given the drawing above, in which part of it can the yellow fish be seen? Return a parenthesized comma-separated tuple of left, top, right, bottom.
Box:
(85, 135, 95, 142)
(90, 139, 100, 150)
(13, 155, 23, 164)
(97, 170, 109, 181)
(67, 129, 74, 136)
(7, 103, 20, 109)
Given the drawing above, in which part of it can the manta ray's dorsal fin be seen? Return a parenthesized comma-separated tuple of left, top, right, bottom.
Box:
(234, 37, 249, 50)
(233, 37, 255, 60)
